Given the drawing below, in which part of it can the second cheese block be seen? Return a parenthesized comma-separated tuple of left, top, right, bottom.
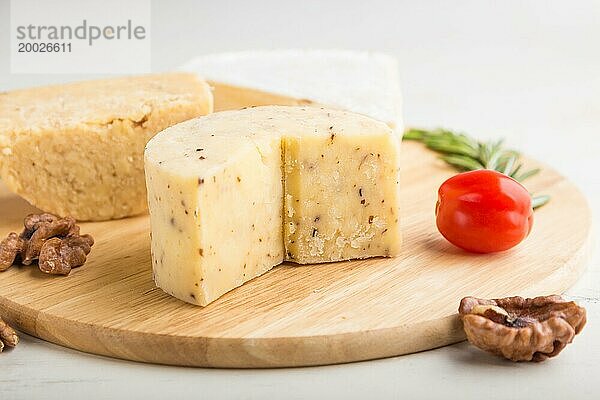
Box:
(0, 73, 213, 221)
(144, 106, 402, 306)
(179, 49, 404, 132)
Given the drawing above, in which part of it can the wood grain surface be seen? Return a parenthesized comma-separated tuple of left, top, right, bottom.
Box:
(0, 141, 592, 368)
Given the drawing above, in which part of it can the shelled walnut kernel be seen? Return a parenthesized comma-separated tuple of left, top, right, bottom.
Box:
(0, 316, 18, 352)
(0, 213, 94, 275)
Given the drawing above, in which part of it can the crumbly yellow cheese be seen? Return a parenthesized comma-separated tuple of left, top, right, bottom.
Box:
(283, 127, 401, 263)
(0, 73, 213, 221)
(144, 106, 402, 306)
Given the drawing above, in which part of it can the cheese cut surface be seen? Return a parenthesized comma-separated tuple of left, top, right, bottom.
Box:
(0, 73, 213, 221)
(145, 106, 402, 306)
(283, 130, 402, 264)
(179, 49, 404, 131)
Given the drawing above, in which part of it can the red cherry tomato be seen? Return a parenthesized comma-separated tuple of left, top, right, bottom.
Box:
(435, 170, 533, 253)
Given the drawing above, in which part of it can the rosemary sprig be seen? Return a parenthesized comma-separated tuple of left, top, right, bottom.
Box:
(403, 128, 550, 209)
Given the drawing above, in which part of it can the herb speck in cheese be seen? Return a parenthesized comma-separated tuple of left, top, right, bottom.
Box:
(358, 154, 369, 169)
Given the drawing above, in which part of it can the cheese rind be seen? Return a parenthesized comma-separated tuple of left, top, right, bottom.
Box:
(145, 106, 402, 306)
(179, 49, 404, 132)
(145, 134, 283, 305)
(0, 73, 213, 221)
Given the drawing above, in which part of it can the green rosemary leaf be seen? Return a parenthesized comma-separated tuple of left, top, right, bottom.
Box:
(440, 154, 485, 171)
(424, 140, 479, 158)
(509, 163, 523, 180)
(405, 129, 480, 158)
(501, 154, 517, 175)
(513, 168, 541, 182)
(531, 195, 551, 209)
(484, 144, 505, 170)
(403, 128, 550, 208)
(403, 129, 428, 141)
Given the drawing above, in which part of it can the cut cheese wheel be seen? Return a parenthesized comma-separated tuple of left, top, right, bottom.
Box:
(179, 49, 403, 132)
(0, 73, 213, 221)
(144, 106, 402, 306)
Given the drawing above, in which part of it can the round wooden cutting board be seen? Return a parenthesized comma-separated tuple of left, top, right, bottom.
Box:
(0, 141, 592, 368)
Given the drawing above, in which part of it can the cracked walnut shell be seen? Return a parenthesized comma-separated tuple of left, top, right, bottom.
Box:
(459, 295, 586, 362)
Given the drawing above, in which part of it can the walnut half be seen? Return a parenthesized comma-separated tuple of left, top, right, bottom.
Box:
(0, 213, 94, 275)
(0, 316, 18, 352)
(459, 295, 586, 362)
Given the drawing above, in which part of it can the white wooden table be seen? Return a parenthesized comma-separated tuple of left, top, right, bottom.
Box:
(0, 0, 598, 398)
